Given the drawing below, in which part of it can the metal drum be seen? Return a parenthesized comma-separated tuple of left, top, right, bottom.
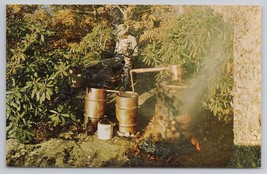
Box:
(116, 91, 139, 134)
(84, 87, 106, 127)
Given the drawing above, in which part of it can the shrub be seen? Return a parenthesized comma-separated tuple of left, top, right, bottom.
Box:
(6, 5, 115, 143)
(140, 6, 234, 122)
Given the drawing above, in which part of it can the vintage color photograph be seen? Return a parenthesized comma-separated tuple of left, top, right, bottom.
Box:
(6, 4, 261, 167)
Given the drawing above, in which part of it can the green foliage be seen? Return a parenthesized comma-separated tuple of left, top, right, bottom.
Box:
(140, 6, 234, 122)
(6, 5, 235, 144)
(68, 24, 115, 67)
(202, 75, 234, 122)
(228, 146, 261, 168)
(49, 105, 76, 127)
(6, 5, 87, 143)
(6, 17, 71, 142)
(6, 5, 123, 143)
(141, 7, 230, 71)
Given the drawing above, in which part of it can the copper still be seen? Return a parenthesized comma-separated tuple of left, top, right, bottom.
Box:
(116, 91, 139, 134)
(84, 87, 106, 127)
(82, 64, 183, 136)
(140, 63, 198, 141)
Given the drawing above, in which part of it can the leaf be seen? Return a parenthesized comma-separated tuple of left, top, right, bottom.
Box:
(34, 72, 38, 77)
(27, 133, 33, 141)
(36, 91, 40, 101)
(70, 114, 76, 121)
(30, 89, 35, 99)
(53, 116, 59, 127)
(61, 113, 69, 118)
(41, 34, 44, 42)
(50, 110, 58, 114)
(61, 117, 66, 126)
(47, 88, 53, 95)
(63, 71, 68, 76)
(46, 92, 51, 100)
(58, 105, 64, 112)
(25, 82, 32, 89)
(40, 93, 46, 103)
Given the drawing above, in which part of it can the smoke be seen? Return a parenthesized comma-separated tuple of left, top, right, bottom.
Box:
(181, 49, 228, 114)
(142, 10, 234, 141)
(177, 28, 233, 138)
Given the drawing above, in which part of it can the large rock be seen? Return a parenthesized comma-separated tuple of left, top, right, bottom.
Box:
(232, 6, 261, 147)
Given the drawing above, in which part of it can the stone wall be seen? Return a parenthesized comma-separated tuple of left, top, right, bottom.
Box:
(233, 6, 261, 146)
(213, 6, 261, 146)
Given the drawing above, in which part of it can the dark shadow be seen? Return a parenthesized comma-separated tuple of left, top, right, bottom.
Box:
(137, 95, 157, 131)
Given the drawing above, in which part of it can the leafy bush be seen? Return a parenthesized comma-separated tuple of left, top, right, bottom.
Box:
(140, 6, 234, 122)
(6, 5, 234, 144)
(68, 23, 115, 67)
(6, 8, 71, 142)
(6, 5, 115, 143)
(7, 5, 170, 143)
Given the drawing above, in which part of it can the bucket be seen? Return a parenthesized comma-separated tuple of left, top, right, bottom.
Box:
(97, 117, 113, 140)
(84, 87, 106, 127)
(116, 91, 139, 134)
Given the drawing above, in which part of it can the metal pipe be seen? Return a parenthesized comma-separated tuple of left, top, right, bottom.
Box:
(130, 67, 168, 94)
(106, 89, 120, 94)
(130, 67, 168, 74)
(130, 65, 183, 94)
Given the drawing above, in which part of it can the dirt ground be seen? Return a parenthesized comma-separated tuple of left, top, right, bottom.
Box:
(6, 72, 234, 168)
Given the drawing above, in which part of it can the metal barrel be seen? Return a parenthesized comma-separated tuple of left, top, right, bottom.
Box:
(84, 87, 106, 127)
(116, 91, 139, 134)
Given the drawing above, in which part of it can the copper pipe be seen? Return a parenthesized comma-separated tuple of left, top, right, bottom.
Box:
(130, 65, 183, 94)
(106, 89, 120, 94)
(130, 67, 168, 74)
(130, 67, 168, 94)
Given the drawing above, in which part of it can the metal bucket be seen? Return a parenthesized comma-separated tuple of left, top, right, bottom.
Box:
(84, 87, 106, 127)
(97, 118, 113, 140)
(116, 91, 139, 134)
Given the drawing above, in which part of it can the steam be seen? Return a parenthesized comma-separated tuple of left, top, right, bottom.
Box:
(181, 49, 228, 115)
(177, 29, 232, 138)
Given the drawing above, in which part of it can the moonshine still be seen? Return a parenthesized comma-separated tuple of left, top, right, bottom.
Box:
(131, 64, 196, 141)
